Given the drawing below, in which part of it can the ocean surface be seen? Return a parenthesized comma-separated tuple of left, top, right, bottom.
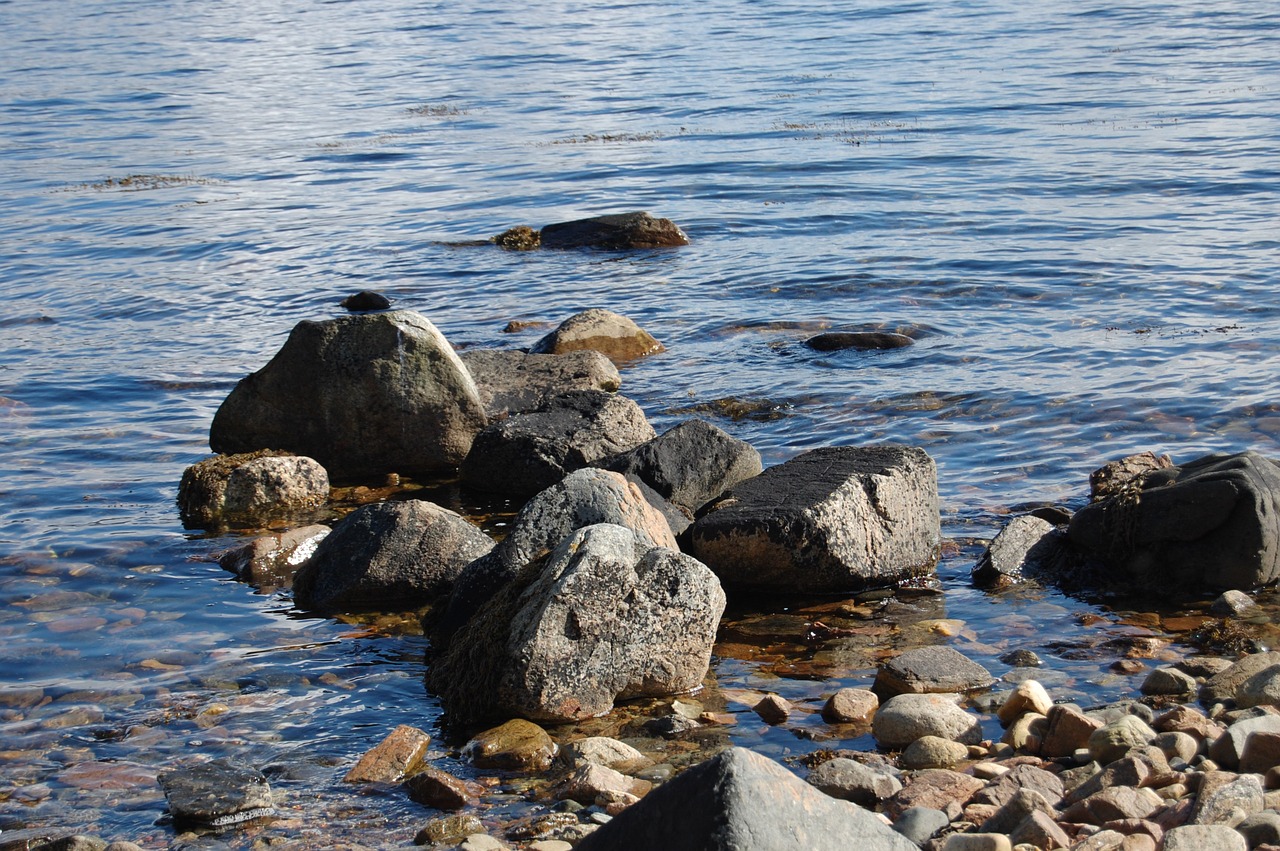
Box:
(2, 0, 1278, 845)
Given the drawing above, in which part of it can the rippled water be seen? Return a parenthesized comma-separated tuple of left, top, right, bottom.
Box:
(2, 0, 1279, 844)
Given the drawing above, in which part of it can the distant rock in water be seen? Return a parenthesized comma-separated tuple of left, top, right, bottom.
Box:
(805, 331, 914, 352)
(530, 308, 664, 362)
(339, 290, 392, 312)
(209, 310, 486, 480)
(491, 212, 689, 251)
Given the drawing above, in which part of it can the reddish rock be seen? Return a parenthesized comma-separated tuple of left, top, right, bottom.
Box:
(405, 766, 483, 811)
(1040, 704, 1105, 759)
(345, 725, 432, 784)
(884, 769, 986, 819)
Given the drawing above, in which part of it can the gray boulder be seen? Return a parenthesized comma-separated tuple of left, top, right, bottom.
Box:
(600, 419, 762, 513)
(460, 349, 621, 419)
(872, 693, 982, 748)
(178, 451, 328, 529)
(574, 747, 916, 851)
(428, 524, 724, 724)
(438, 468, 677, 640)
(218, 524, 331, 588)
(1068, 451, 1280, 593)
(210, 310, 486, 479)
(460, 389, 655, 497)
(971, 515, 1068, 589)
(874, 647, 995, 697)
(293, 500, 493, 612)
(538, 212, 689, 251)
(530, 308, 666, 362)
(689, 445, 940, 593)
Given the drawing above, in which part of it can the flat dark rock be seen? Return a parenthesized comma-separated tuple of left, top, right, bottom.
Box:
(805, 331, 914, 352)
(158, 758, 274, 827)
(340, 290, 392, 311)
(539, 212, 689, 250)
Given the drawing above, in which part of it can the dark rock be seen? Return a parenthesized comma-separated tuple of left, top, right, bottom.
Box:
(460, 389, 655, 497)
(978, 788, 1055, 836)
(1068, 451, 1280, 593)
(1000, 649, 1044, 668)
(218, 523, 331, 588)
(30, 837, 108, 851)
(689, 445, 940, 594)
(804, 331, 914, 352)
(538, 212, 689, 251)
(157, 758, 274, 827)
(404, 766, 483, 811)
(178, 451, 328, 529)
(492, 225, 540, 250)
(530, 308, 665, 362)
(293, 500, 493, 612)
(1089, 451, 1173, 502)
(463, 719, 558, 772)
(339, 290, 392, 312)
(600, 419, 762, 513)
(971, 516, 1071, 589)
(0, 830, 75, 851)
(460, 349, 620, 418)
(573, 747, 916, 851)
(210, 310, 487, 479)
(874, 646, 995, 697)
(415, 814, 485, 846)
(644, 714, 702, 738)
(437, 468, 677, 641)
(428, 524, 724, 724)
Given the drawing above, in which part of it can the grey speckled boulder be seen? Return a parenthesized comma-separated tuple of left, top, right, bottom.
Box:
(690, 445, 940, 593)
(429, 524, 724, 724)
(574, 747, 916, 851)
(210, 310, 486, 479)
(293, 500, 493, 612)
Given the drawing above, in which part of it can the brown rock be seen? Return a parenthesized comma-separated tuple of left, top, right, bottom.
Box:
(1061, 786, 1162, 825)
(753, 694, 791, 724)
(463, 719, 558, 772)
(822, 687, 879, 724)
(885, 768, 986, 819)
(1241, 731, 1280, 774)
(530, 308, 664, 362)
(1040, 704, 1105, 759)
(970, 764, 1064, 809)
(405, 766, 483, 811)
(552, 763, 651, 804)
(344, 724, 432, 784)
(1009, 809, 1072, 849)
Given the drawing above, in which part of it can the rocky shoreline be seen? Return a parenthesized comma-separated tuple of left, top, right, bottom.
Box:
(11, 249, 1280, 849)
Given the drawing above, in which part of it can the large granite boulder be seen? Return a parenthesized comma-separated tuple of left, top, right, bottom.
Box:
(574, 747, 916, 851)
(1068, 451, 1280, 593)
(210, 311, 486, 480)
(437, 468, 677, 640)
(178, 451, 328, 529)
(530, 308, 665, 362)
(538, 212, 689, 250)
(428, 523, 724, 724)
(459, 349, 620, 418)
(689, 445, 940, 593)
(600, 419, 763, 513)
(293, 500, 493, 612)
(460, 389, 655, 496)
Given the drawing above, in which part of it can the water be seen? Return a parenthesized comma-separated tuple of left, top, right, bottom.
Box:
(2, 0, 1279, 844)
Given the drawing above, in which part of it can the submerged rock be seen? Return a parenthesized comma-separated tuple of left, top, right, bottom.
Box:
(158, 759, 274, 828)
(538, 212, 689, 250)
(178, 451, 328, 529)
(689, 445, 940, 593)
(805, 331, 914, 352)
(574, 747, 916, 851)
(530, 308, 665, 362)
(429, 524, 724, 724)
(210, 310, 486, 479)
(600, 419, 762, 513)
(460, 390, 655, 497)
(460, 348, 621, 418)
(1068, 451, 1280, 593)
(293, 500, 493, 612)
(218, 524, 331, 588)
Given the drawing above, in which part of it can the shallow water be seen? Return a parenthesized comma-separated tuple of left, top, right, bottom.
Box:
(2, 0, 1279, 845)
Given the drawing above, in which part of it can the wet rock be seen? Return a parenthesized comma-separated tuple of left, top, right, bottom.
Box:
(493, 225, 541, 250)
(1212, 589, 1260, 618)
(344, 724, 432, 784)
(807, 757, 902, 805)
(600, 419, 762, 513)
(537, 212, 689, 251)
(1162, 824, 1247, 851)
(26, 838, 108, 851)
(901, 736, 970, 769)
(804, 331, 914, 352)
(416, 814, 486, 846)
(753, 694, 791, 724)
(885, 769, 986, 820)
(558, 737, 647, 771)
(1141, 666, 1198, 697)
(340, 290, 392, 312)
(460, 390, 656, 497)
(1089, 451, 1174, 502)
(1068, 451, 1280, 593)
(218, 524, 331, 587)
(997, 679, 1054, 726)
(1000, 649, 1044, 668)
(460, 349, 621, 418)
(157, 758, 274, 827)
(1191, 771, 1263, 825)
(463, 719, 558, 772)
(210, 310, 487, 479)
(1089, 715, 1158, 764)
(872, 693, 982, 749)
(690, 445, 941, 594)
(822, 687, 879, 724)
(1201, 651, 1280, 707)
(874, 646, 995, 697)
(431, 525, 724, 723)
(644, 714, 701, 738)
(178, 451, 328, 528)
(971, 516, 1067, 589)
(573, 747, 916, 851)
(293, 500, 493, 612)
(405, 766, 483, 811)
(439, 468, 678, 640)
